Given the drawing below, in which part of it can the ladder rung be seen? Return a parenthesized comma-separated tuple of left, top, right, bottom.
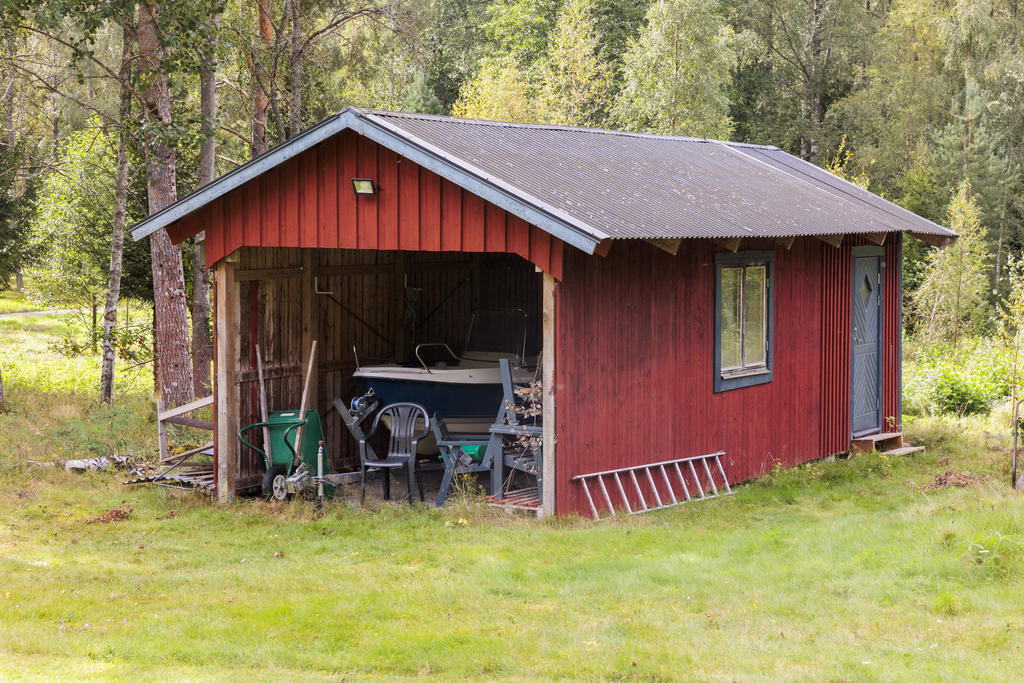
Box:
(659, 465, 677, 504)
(629, 470, 647, 511)
(689, 460, 705, 499)
(573, 452, 733, 520)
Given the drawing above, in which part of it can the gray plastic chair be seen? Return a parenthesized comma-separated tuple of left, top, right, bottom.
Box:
(431, 411, 493, 506)
(488, 358, 543, 498)
(358, 402, 431, 505)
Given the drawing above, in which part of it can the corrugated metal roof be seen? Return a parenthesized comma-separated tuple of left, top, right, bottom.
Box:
(365, 110, 954, 244)
(130, 107, 955, 248)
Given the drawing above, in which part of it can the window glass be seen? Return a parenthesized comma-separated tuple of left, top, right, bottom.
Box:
(720, 267, 742, 370)
(744, 266, 766, 367)
(715, 251, 774, 392)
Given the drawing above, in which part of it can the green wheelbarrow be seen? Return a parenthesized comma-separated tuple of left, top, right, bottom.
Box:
(238, 409, 334, 500)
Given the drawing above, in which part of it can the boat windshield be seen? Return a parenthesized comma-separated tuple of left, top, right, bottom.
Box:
(462, 308, 528, 366)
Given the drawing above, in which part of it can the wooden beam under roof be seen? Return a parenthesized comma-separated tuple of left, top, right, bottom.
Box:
(914, 232, 957, 248)
(816, 233, 844, 248)
(774, 236, 796, 250)
(713, 237, 742, 253)
(644, 237, 682, 255)
(862, 232, 887, 245)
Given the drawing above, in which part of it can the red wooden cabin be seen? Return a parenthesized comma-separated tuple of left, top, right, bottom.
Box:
(130, 109, 956, 517)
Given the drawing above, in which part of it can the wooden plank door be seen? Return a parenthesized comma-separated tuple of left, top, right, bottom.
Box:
(851, 248, 883, 436)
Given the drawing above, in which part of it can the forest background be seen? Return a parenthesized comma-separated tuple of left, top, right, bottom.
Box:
(0, 0, 1022, 417)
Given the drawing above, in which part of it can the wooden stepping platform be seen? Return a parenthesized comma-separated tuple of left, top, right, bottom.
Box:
(880, 445, 925, 457)
(851, 432, 924, 457)
(852, 431, 903, 454)
(487, 487, 541, 513)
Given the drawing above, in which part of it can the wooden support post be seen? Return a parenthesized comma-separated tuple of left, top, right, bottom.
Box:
(157, 398, 168, 462)
(541, 272, 557, 517)
(214, 258, 240, 502)
(393, 251, 409, 363)
(300, 249, 319, 412)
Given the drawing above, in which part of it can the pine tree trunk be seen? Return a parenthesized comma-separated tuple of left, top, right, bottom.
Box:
(192, 14, 218, 398)
(252, 0, 273, 156)
(100, 26, 134, 405)
(139, 1, 194, 408)
(288, 0, 302, 137)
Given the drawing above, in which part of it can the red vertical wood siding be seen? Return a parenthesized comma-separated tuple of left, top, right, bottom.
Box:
(819, 242, 852, 455)
(819, 236, 901, 455)
(883, 234, 902, 427)
(555, 239, 824, 516)
(167, 130, 564, 278)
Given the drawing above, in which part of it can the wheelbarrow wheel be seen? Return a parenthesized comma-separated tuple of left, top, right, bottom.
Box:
(262, 465, 289, 501)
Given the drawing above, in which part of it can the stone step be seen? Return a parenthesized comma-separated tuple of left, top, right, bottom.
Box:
(852, 431, 903, 454)
(880, 445, 925, 457)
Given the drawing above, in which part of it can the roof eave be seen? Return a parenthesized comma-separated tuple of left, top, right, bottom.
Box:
(129, 111, 347, 241)
(129, 108, 604, 256)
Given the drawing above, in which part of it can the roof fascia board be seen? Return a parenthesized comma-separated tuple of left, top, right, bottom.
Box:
(354, 112, 604, 252)
(130, 112, 346, 241)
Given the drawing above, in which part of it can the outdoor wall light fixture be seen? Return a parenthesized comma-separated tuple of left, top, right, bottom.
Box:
(351, 178, 377, 196)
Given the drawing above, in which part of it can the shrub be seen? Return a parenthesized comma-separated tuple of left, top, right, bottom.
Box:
(905, 338, 1012, 415)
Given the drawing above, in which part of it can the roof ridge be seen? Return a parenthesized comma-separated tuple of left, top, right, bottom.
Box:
(351, 107, 780, 149)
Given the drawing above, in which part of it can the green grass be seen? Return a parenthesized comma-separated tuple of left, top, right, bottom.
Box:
(3, 319, 1024, 680)
(0, 288, 41, 314)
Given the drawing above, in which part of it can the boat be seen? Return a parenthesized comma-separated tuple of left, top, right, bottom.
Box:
(351, 309, 536, 422)
(353, 354, 535, 419)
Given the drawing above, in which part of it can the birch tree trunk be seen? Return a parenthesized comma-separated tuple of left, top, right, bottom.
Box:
(139, 1, 194, 408)
(99, 25, 134, 405)
(192, 12, 218, 398)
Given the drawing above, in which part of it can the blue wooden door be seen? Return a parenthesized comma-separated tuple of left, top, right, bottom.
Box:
(851, 253, 883, 436)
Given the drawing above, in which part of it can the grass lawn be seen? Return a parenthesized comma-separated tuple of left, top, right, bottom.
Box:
(2, 317, 1023, 680)
(0, 288, 41, 314)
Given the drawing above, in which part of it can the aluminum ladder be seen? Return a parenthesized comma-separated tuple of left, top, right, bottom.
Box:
(571, 451, 732, 520)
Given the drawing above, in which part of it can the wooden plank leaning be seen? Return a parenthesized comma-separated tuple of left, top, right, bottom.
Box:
(256, 344, 272, 467)
(292, 339, 318, 468)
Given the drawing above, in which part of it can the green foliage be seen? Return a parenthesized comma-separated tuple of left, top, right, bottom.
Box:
(538, 0, 612, 126)
(451, 58, 546, 122)
(402, 71, 445, 115)
(913, 180, 990, 346)
(613, 0, 735, 138)
(0, 140, 36, 289)
(824, 135, 870, 190)
(25, 123, 144, 309)
(483, 0, 563, 70)
(904, 338, 1012, 415)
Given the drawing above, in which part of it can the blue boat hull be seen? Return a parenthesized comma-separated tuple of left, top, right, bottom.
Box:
(354, 376, 503, 419)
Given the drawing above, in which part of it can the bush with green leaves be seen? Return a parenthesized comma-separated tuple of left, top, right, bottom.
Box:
(905, 338, 1013, 415)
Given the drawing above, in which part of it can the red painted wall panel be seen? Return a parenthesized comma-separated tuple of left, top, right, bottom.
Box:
(819, 236, 901, 455)
(165, 129, 563, 277)
(554, 238, 858, 516)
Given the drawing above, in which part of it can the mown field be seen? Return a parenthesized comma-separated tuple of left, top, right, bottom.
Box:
(1, 312, 1023, 681)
